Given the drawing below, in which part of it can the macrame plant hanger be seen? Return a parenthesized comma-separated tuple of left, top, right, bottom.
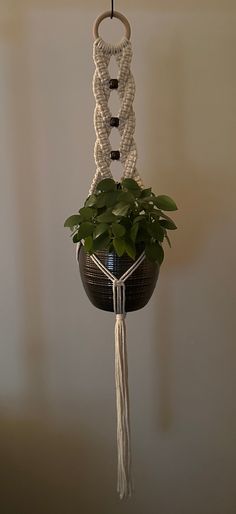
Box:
(77, 6, 158, 500)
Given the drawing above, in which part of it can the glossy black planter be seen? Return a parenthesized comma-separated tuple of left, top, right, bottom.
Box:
(78, 246, 159, 313)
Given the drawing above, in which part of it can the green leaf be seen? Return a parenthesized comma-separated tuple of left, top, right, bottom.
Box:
(120, 217, 132, 229)
(159, 212, 175, 222)
(64, 214, 81, 228)
(136, 222, 149, 243)
(137, 199, 154, 212)
(140, 188, 152, 198)
(125, 239, 136, 260)
(154, 195, 178, 211)
(122, 178, 141, 191)
(104, 191, 119, 207)
(159, 219, 177, 230)
(84, 194, 97, 207)
(165, 233, 172, 248)
(112, 202, 130, 217)
(76, 222, 94, 240)
(84, 235, 93, 252)
(117, 191, 135, 204)
(133, 214, 147, 224)
(113, 238, 125, 257)
(93, 223, 109, 238)
(96, 178, 116, 192)
(150, 209, 162, 219)
(130, 223, 139, 242)
(139, 195, 154, 204)
(96, 193, 107, 208)
(96, 190, 124, 208)
(79, 207, 96, 220)
(112, 223, 126, 238)
(72, 233, 80, 243)
(93, 233, 110, 251)
(97, 210, 117, 223)
(157, 244, 165, 264)
(145, 242, 164, 265)
(147, 221, 165, 240)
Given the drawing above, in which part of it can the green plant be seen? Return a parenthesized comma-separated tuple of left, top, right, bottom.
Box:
(64, 178, 177, 265)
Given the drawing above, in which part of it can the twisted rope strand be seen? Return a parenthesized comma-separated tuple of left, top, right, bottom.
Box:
(89, 37, 143, 194)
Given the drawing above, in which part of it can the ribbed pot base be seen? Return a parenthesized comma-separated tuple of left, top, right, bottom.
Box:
(78, 246, 159, 313)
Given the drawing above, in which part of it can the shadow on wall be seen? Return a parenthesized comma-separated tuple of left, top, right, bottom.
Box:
(144, 30, 236, 432)
(0, 415, 117, 514)
(6, 14, 48, 413)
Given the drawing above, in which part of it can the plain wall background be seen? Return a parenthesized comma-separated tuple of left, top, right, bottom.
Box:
(1, 1, 236, 513)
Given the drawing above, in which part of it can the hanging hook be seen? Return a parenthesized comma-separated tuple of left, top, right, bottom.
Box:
(111, 0, 114, 19)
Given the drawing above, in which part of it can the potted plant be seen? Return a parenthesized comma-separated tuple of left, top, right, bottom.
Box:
(64, 7, 180, 498)
(64, 177, 177, 312)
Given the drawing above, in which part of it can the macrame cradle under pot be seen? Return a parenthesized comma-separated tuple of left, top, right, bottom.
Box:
(79, 246, 159, 312)
(77, 11, 159, 499)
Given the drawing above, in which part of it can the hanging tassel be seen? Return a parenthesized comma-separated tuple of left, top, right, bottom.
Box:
(115, 313, 132, 499)
(88, 255, 146, 499)
(113, 280, 132, 498)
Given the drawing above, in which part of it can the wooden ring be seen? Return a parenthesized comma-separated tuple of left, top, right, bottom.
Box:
(93, 11, 131, 41)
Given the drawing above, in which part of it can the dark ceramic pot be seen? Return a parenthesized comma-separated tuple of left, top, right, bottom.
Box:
(78, 246, 159, 313)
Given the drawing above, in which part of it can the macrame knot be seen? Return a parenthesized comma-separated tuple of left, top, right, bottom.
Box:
(116, 313, 126, 321)
(113, 279, 126, 315)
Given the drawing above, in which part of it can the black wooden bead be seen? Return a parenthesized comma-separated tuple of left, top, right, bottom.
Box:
(110, 117, 119, 128)
(109, 79, 118, 89)
(111, 150, 120, 160)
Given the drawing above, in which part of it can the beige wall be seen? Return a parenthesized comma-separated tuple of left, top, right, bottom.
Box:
(1, 1, 236, 513)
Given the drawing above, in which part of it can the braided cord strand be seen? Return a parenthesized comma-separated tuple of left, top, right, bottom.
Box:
(89, 36, 143, 194)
